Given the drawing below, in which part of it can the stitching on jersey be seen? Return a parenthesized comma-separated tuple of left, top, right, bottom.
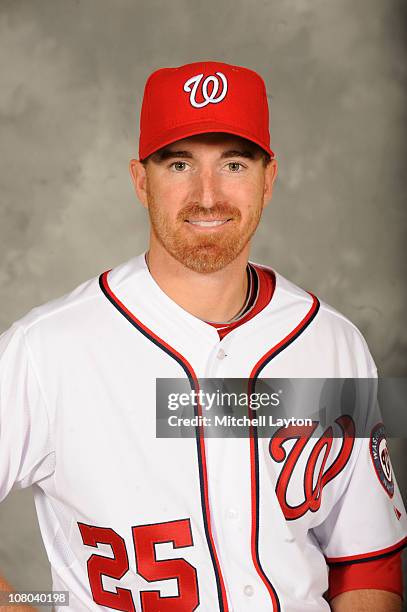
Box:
(22, 327, 55, 451)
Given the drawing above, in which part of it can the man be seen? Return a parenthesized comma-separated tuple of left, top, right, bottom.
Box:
(0, 61, 406, 611)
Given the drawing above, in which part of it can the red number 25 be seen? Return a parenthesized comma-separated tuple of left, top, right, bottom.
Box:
(78, 518, 199, 611)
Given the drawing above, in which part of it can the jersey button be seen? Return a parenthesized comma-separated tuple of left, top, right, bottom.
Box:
(243, 585, 254, 597)
(217, 348, 227, 359)
(226, 508, 238, 520)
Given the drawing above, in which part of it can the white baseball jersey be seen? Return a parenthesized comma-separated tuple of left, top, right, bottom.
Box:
(0, 251, 406, 611)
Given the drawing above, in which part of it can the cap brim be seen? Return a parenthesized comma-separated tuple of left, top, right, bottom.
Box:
(139, 120, 275, 161)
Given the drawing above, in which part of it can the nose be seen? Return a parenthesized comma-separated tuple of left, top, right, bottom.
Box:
(191, 169, 221, 209)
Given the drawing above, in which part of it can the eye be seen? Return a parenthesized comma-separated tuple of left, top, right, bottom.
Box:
(227, 162, 244, 172)
(170, 161, 189, 172)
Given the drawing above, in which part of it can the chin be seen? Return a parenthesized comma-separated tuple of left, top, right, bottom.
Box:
(172, 244, 243, 274)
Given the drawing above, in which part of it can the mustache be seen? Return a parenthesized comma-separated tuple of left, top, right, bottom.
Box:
(177, 204, 241, 221)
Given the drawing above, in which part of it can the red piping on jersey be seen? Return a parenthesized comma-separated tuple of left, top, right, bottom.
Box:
(325, 536, 407, 565)
(99, 270, 230, 612)
(250, 293, 320, 373)
(247, 292, 320, 612)
(100, 271, 192, 367)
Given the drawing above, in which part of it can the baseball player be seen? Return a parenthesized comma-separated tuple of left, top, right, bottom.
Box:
(0, 61, 406, 612)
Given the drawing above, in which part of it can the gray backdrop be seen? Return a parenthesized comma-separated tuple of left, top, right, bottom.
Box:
(1, 0, 406, 608)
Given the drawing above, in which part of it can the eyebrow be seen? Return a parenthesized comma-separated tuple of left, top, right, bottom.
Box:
(152, 148, 257, 162)
(154, 150, 194, 161)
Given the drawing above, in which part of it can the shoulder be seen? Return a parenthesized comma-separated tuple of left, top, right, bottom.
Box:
(2, 254, 146, 344)
(251, 260, 377, 376)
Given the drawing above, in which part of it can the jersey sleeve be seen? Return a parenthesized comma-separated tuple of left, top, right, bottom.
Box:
(326, 551, 403, 601)
(0, 322, 55, 503)
(312, 370, 407, 564)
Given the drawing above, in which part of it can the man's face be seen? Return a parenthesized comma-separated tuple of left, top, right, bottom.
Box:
(131, 133, 277, 273)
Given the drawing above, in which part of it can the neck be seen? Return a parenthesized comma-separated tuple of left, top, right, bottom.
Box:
(145, 244, 250, 322)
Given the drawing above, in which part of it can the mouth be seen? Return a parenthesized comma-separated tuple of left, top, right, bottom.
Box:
(185, 219, 232, 228)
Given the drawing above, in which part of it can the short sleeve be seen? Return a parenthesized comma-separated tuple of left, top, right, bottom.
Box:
(313, 370, 407, 563)
(0, 322, 55, 502)
(326, 551, 403, 600)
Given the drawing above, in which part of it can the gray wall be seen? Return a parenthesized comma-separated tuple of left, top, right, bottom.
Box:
(1, 0, 406, 607)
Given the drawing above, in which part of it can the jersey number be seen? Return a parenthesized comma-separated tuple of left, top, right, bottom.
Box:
(78, 519, 199, 611)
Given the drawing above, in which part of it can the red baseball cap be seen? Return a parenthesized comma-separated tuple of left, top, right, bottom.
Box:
(138, 61, 275, 161)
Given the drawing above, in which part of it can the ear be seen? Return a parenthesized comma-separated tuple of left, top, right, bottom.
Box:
(129, 159, 148, 209)
(263, 158, 278, 208)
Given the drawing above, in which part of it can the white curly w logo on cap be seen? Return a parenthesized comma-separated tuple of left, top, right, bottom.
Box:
(183, 72, 228, 108)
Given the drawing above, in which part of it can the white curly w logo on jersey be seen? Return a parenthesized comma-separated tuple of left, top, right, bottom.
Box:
(183, 72, 228, 108)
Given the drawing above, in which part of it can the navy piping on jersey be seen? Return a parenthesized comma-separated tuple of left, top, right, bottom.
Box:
(326, 536, 407, 566)
(99, 268, 320, 612)
(99, 270, 229, 612)
(247, 290, 320, 611)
